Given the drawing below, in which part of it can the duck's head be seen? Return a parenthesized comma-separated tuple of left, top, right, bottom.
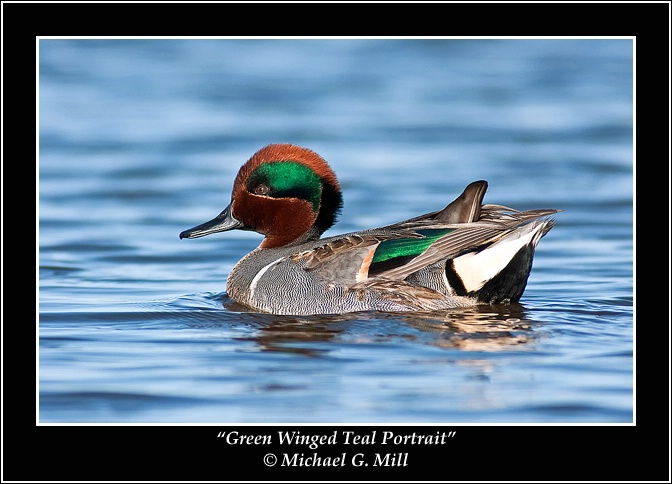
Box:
(180, 144, 343, 249)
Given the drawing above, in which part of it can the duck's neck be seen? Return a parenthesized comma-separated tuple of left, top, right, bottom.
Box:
(260, 226, 322, 249)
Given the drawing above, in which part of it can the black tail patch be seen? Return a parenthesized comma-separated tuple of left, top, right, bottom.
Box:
(445, 244, 537, 304)
(474, 245, 536, 304)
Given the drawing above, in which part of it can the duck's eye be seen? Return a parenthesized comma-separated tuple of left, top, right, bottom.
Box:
(253, 184, 270, 196)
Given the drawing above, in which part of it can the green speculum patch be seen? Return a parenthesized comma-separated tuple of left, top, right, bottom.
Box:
(372, 229, 455, 263)
(248, 161, 323, 211)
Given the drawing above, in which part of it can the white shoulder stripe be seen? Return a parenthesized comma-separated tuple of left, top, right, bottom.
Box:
(249, 258, 284, 299)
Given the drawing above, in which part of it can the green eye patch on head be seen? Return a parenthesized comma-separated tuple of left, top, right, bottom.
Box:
(247, 161, 323, 211)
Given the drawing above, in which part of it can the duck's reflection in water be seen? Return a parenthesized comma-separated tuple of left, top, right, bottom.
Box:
(398, 304, 536, 351)
(225, 301, 356, 356)
(224, 298, 540, 355)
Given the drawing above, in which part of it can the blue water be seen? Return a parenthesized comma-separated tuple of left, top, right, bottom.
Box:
(38, 39, 633, 423)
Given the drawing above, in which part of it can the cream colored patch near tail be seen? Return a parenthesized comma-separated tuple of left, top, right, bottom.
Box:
(452, 220, 549, 293)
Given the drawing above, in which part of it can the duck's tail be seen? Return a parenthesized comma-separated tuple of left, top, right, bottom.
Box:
(449, 214, 557, 304)
(369, 180, 559, 305)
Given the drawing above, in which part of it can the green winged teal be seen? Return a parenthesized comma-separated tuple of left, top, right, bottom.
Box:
(180, 143, 559, 315)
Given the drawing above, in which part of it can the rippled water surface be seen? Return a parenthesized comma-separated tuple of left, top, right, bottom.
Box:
(38, 39, 633, 423)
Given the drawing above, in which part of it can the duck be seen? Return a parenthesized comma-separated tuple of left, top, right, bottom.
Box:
(180, 143, 559, 316)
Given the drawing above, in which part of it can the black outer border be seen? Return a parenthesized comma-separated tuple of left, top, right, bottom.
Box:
(4, 1, 669, 482)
